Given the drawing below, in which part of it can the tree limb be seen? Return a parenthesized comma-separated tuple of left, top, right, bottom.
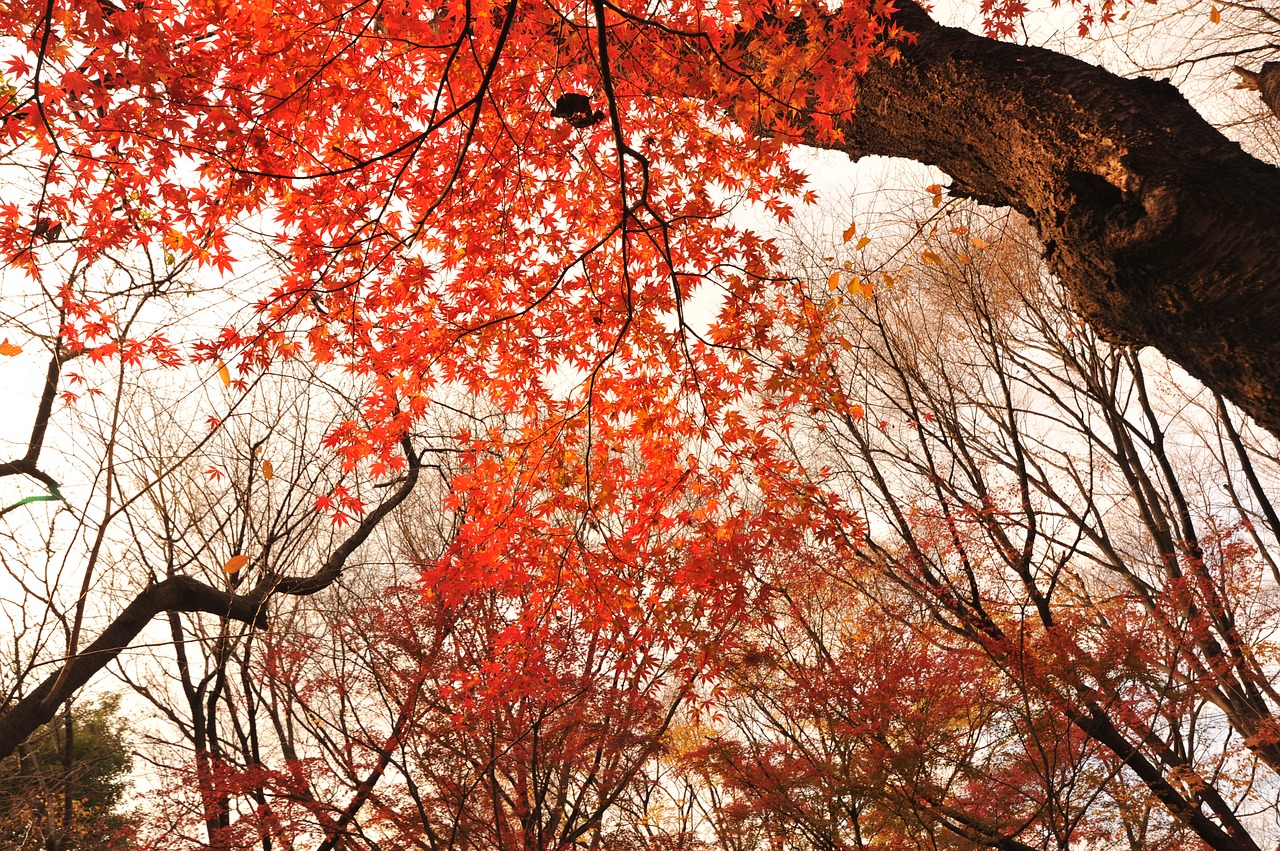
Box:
(787, 2, 1280, 435)
(1233, 62, 1280, 120)
(0, 576, 264, 760)
(0, 437, 423, 761)
(259, 437, 422, 597)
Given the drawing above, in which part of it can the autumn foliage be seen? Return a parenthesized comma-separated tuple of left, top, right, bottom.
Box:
(1, 0, 897, 609)
(6, 0, 1280, 848)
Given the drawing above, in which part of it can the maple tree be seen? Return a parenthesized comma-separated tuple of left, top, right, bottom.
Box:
(0, 0, 871, 759)
(134, 566, 711, 848)
(2, 0, 1280, 845)
(112, 406, 795, 848)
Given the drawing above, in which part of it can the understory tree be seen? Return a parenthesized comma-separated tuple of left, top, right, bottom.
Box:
(0, 695, 137, 849)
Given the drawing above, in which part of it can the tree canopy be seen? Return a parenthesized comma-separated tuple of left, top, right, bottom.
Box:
(3, 0, 1280, 847)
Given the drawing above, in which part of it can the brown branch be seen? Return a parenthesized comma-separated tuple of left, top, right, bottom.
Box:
(0, 458, 59, 491)
(1071, 702, 1261, 851)
(0, 576, 264, 760)
(0, 437, 423, 761)
(1234, 62, 1280, 120)
(261, 436, 422, 597)
(25, 348, 63, 466)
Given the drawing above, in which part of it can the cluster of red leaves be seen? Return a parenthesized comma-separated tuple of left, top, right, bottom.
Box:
(2, 0, 899, 539)
(1, 0, 892, 672)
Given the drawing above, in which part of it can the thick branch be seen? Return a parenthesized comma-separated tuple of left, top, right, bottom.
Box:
(0, 438, 422, 760)
(1072, 702, 1261, 851)
(0, 457, 58, 491)
(25, 348, 62, 465)
(795, 2, 1280, 435)
(0, 576, 265, 760)
(0, 351, 66, 492)
(1233, 63, 1280, 120)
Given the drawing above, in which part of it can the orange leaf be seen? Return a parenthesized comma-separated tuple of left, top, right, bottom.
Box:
(882, 273, 896, 288)
(1210, 6, 1220, 22)
(922, 251, 942, 266)
(827, 271, 842, 290)
(223, 554, 250, 574)
(0, 339, 21, 356)
(262, 460, 274, 480)
(217, 360, 230, 387)
(971, 237, 989, 250)
(842, 220, 857, 243)
(849, 403, 865, 421)
(847, 277, 874, 299)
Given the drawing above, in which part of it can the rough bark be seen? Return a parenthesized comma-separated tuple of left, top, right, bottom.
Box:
(1260, 63, 1280, 120)
(1236, 62, 1280, 120)
(797, 2, 1280, 436)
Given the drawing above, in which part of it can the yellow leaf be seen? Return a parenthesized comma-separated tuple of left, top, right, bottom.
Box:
(262, 460, 274, 480)
(0, 339, 21, 357)
(217, 361, 230, 387)
(922, 251, 942, 266)
(842, 220, 857, 243)
(827, 271, 842, 290)
(1210, 5, 1220, 22)
(848, 277, 874, 300)
(855, 237, 872, 250)
(843, 260, 853, 270)
(223, 554, 250, 574)
(882, 273, 895, 289)
(971, 237, 989, 250)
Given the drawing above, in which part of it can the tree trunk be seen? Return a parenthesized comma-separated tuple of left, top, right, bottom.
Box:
(792, 1, 1280, 435)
